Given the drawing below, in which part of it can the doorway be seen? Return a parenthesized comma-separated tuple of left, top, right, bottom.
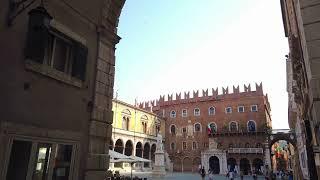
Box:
(209, 156, 220, 174)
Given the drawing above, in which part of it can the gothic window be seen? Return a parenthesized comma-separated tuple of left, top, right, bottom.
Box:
(142, 122, 147, 134)
(194, 123, 201, 132)
(225, 107, 232, 114)
(194, 108, 200, 116)
(122, 117, 130, 130)
(182, 109, 187, 117)
(229, 122, 238, 132)
(192, 142, 197, 150)
(208, 107, 215, 115)
(170, 110, 176, 118)
(182, 142, 187, 150)
(170, 125, 176, 134)
(247, 120, 256, 132)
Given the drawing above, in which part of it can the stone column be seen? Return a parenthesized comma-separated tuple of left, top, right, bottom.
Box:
(84, 1, 124, 179)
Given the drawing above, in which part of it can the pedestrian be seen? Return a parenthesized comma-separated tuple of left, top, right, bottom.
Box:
(252, 170, 257, 180)
(227, 170, 234, 180)
(198, 164, 202, 174)
(240, 170, 244, 180)
(200, 166, 206, 180)
(208, 168, 214, 180)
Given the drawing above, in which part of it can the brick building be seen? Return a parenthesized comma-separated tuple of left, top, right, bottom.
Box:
(140, 83, 272, 175)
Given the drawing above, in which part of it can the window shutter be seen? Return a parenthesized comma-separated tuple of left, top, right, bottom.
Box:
(25, 18, 49, 63)
(72, 43, 88, 81)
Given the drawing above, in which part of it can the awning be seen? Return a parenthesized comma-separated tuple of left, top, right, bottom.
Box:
(129, 156, 151, 163)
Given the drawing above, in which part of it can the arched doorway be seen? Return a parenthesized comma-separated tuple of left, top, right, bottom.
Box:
(135, 142, 142, 157)
(124, 140, 133, 156)
(183, 157, 192, 172)
(192, 157, 201, 172)
(240, 158, 250, 175)
(143, 143, 150, 167)
(253, 158, 264, 174)
(227, 158, 237, 172)
(151, 144, 156, 162)
(114, 139, 124, 154)
(209, 156, 220, 174)
(173, 157, 182, 172)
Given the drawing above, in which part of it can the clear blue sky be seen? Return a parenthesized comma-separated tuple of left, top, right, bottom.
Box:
(115, 0, 289, 129)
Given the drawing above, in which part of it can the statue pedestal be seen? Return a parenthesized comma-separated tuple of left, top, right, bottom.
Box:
(153, 150, 166, 176)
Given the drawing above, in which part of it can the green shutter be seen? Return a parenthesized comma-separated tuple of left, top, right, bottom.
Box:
(72, 43, 88, 81)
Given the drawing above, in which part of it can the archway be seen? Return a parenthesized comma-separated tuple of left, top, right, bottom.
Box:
(173, 157, 182, 172)
(151, 144, 156, 162)
(192, 157, 201, 172)
(124, 140, 133, 156)
(182, 157, 192, 172)
(209, 156, 220, 174)
(240, 158, 250, 175)
(109, 139, 114, 150)
(143, 143, 150, 167)
(227, 158, 237, 172)
(253, 158, 264, 174)
(114, 139, 124, 154)
(135, 142, 142, 157)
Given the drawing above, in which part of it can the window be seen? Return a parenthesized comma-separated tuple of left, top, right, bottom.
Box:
(142, 122, 147, 134)
(251, 105, 258, 112)
(225, 107, 232, 114)
(247, 120, 256, 132)
(229, 122, 238, 132)
(170, 125, 176, 134)
(203, 142, 209, 148)
(122, 117, 130, 130)
(192, 142, 197, 150)
(182, 109, 187, 117)
(238, 106, 244, 113)
(208, 107, 215, 115)
(256, 143, 262, 148)
(182, 142, 187, 150)
(26, 27, 88, 81)
(194, 123, 201, 132)
(170, 110, 176, 118)
(182, 127, 187, 133)
(245, 143, 250, 148)
(194, 108, 200, 116)
(217, 143, 222, 149)
(229, 143, 233, 148)
(208, 123, 217, 133)
(170, 142, 175, 150)
(52, 144, 73, 180)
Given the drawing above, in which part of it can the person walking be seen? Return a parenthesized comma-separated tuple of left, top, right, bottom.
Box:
(200, 166, 206, 180)
(208, 168, 214, 180)
(227, 170, 234, 180)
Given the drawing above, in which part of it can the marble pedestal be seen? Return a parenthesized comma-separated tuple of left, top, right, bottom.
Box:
(152, 150, 166, 176)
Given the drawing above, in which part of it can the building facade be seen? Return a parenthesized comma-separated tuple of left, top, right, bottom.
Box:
(281, 0, 320, 178)
(0, 1, 125, 180)
(109, 100, 165, 172)
(140, 83, 272, 175)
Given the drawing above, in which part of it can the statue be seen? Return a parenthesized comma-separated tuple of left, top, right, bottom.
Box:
(153, 132, 166, 176)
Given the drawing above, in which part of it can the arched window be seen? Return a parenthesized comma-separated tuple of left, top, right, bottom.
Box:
(142, 122, 147, 134)
(170, 125, 176, 134)
(170, 110, 176, 118)
(208, 123, 217, 133)
(194, 108, 200, 116)
(194, 123, 201, 132)
(208, 107, 215, 115)
(229, 121, 238, 132)
(122, 116, 130, 130)
(247, 120, 256, 132)
(170, 142, 175, 150)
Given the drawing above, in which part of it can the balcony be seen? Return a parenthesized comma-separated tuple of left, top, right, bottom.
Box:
(227, 148, 263, 154)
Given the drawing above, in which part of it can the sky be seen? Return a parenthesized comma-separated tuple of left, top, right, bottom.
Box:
(114, 0, 289, 129)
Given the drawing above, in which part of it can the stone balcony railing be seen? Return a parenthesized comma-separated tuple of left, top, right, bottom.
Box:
(227, 148, 263, 154)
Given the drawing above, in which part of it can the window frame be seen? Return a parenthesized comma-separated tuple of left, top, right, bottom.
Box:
(194, 108, 200, 116)
(170, 110, 176, 118)
(225, 107, 232, 114)
(170, 124, 176, 134)
(238, 106, 245, 113)
(208, 107, 216, 115)
(194, 123, 202, 132)
(247, 120, 257, 132)
(251, 105, 258, 112)
(229, 121, 238, 132)
(182, 141, 187, 150)
(181, 109, 188, 117)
